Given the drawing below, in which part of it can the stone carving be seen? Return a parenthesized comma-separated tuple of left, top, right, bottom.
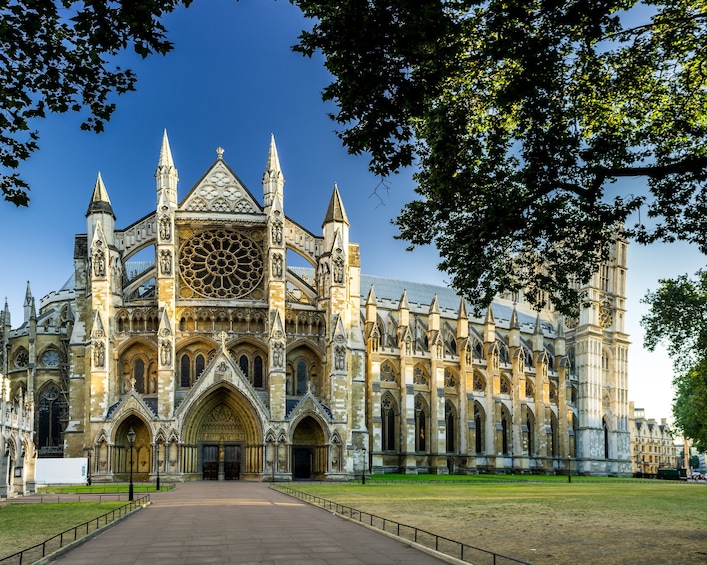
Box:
(159, 249, 172, 275)
(94, 341, 105, 368)
(159, 215, 171, 241)
(92, 242, 105, 277)
(160, 339, 172, 366)
(271, 215, 283, 245)
(272, 253, 283, 278)
(334, 345, 346, 371)
(272, 342, 284, 368)
(332, 254, 344, 284)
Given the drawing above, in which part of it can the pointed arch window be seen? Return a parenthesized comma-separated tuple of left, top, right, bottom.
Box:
(445, 401, 455, 453)
(195, 354, 206, 381)
(474, 404, 484, 453)
(239, 355, 249, 378)
(604, 418, 610, 459)
(501, 410, 510, 455)
(526, 411, 535, 455)
(254, 355, 264, 388)
(296, 360, 307, 395)
(38, 383, 65, 451)
(381, 395, 396, 452)
(133, 359, 145, 394)
(180, 354, 190, 387)
(415, 396, 427, 452)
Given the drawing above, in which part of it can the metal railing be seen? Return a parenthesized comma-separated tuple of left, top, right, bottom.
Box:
(0, 494, 150, 564)
(273, 486, 532, 565)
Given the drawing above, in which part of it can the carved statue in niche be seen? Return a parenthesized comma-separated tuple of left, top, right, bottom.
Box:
(159, 249, 172, 275)
(272, 342, 284, 368)
(271, 215, 283, 245)
(332, 254, 344, 284)
(92, 243, 105, 277)
(334, 345, 346, 370)
(160, 339, 172, 366)
(272, 253, 283, 278)
(93, 341, 105, 368)
(159, 215, 171, 241)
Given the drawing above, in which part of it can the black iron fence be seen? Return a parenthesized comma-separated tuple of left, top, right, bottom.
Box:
(0, 494, 150, 564)
(273, 485, 533, 565)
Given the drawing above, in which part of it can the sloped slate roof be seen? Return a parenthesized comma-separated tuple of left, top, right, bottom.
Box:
(290, 267, 554, 335)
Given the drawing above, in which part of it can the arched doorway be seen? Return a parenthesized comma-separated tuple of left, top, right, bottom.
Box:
(291, 415, 327, 479)
(115, 416, 151, 481)
(180, 385, 263, 480)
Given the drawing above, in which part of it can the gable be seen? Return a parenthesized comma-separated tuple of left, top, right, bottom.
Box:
(180, 158, 263, 216)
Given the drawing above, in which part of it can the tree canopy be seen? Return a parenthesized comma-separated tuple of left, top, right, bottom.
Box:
(642, 271, 707, 451)
(4, 1, 707, 315)
(294, 0, 707, 315)
(0, 0, 188, 206)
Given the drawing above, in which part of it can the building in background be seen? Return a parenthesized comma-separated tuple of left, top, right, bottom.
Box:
(0, 372, 36, 496)
(0, 134, 632, 481)
(629, 403, 676, 477)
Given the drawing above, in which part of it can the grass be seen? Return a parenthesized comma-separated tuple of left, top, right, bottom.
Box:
(0, 502, 126, 559)
(288, 478, 707, 565)
(41, 483, 173, 494)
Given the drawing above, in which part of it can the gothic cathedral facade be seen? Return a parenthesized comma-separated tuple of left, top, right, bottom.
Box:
(0, 133, 632, 482)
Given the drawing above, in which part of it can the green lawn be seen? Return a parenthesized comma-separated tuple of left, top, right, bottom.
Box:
(285, 478, 707, 565)
(0, 502, 127, 559)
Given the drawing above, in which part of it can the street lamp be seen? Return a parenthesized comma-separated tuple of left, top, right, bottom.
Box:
(83, 446, 93, 486)
(568, 455, 572, 483)
(155, 438, 161, 491)
(127, 426, 136, 501)
(361, 445, 367, 485)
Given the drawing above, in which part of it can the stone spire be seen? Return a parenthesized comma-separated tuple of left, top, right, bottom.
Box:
(85, 172, 114, 218)
(23, 281, 33, 323)
(263, 134, 284, 208)
(532, 313, 544, 352)
(86, 172, 115, 242)
(509, 305, 521, 348)
(155, 129, 179, 203)
(323, 183, 350, 227)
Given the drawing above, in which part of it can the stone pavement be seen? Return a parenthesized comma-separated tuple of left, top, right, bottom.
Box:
(49, 482, 451, 564)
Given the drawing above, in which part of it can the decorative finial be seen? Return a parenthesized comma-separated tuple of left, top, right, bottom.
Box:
(216, 147, 224, 159)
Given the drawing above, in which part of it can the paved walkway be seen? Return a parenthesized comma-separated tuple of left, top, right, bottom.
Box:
(49, 482, 449, 564)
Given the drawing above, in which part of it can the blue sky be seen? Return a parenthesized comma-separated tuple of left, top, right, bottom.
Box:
(0, 0, 703, 423)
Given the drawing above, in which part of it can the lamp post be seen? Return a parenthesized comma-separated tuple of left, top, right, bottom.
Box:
(127, 426, 136, 501)
(568, 455, 572, 483)
(83, 446, 93, 486)
(155, 438, 161, 491)
(361, 445, 367, 485)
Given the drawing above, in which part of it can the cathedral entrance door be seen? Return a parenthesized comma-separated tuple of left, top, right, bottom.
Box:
(202, 443, 242, 480)
(224, 445, 241, 480)
(293, 447, 312, 479)
(202, 445, 219, 480)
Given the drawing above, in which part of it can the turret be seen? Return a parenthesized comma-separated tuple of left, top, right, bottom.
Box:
(262, 134, 284, 209)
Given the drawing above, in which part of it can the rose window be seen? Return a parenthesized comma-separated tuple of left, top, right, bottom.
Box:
(179, 230, 264, 298)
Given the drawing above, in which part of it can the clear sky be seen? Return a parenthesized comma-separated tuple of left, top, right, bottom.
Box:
(0, 0, 702, 424)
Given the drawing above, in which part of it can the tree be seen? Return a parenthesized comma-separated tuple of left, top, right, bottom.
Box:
(642, 271, 707, 451)
(294, 0, 707, 315)
(0, 0, 190, 207)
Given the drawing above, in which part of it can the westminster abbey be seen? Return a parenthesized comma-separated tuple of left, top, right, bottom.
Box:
(0, 132, 631, 485)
